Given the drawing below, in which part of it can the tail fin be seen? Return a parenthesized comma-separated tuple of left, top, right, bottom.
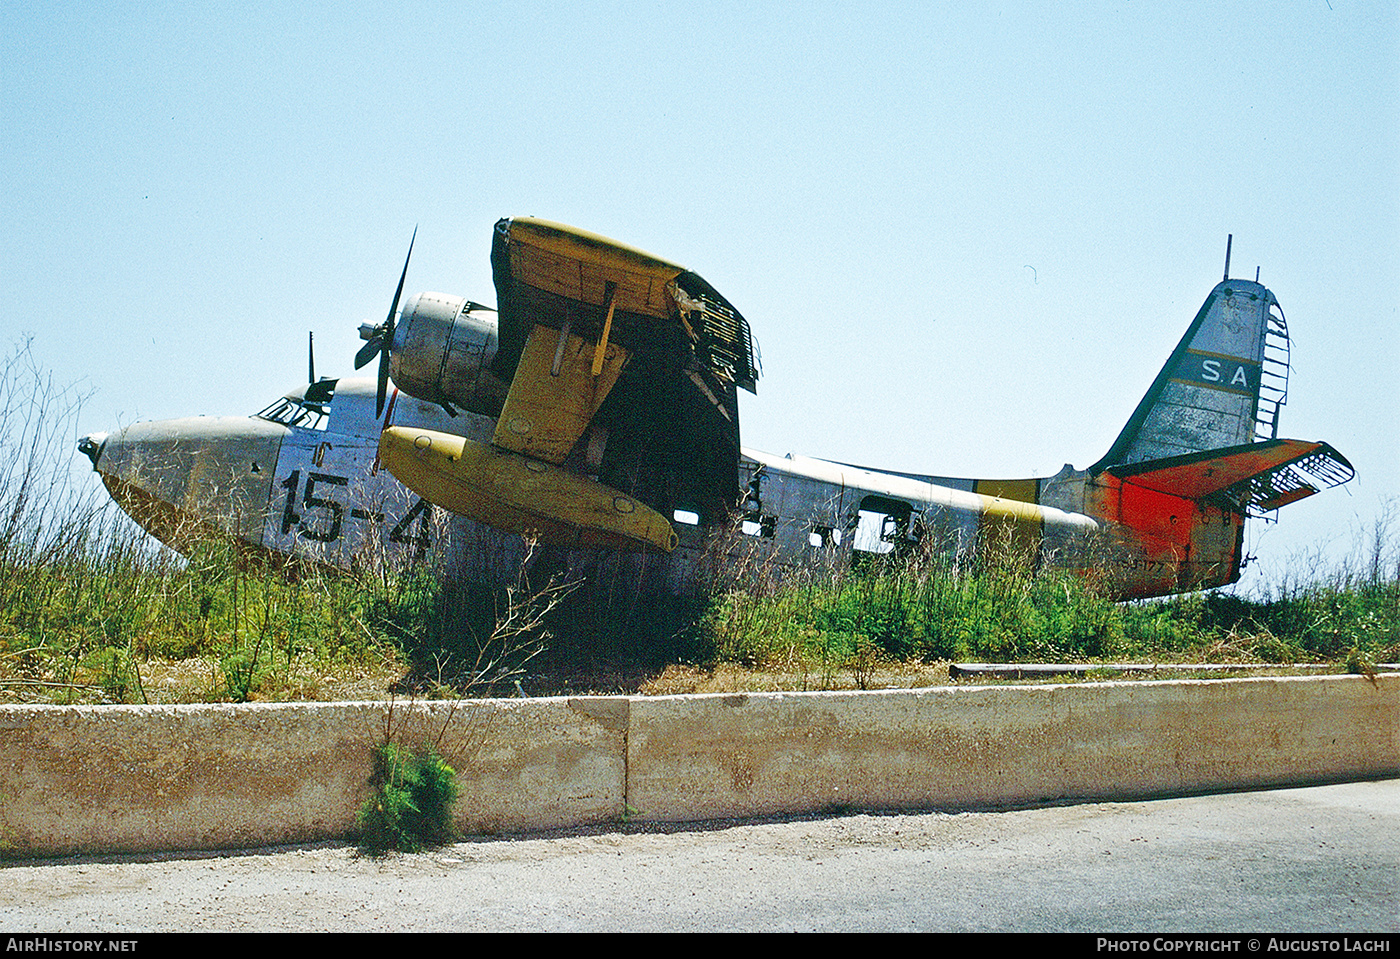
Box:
(1092, 278, 1290, 471)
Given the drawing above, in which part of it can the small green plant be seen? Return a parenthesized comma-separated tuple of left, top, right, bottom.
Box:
(357, 742, 459, 854)
(1344, 645, 1377, 679)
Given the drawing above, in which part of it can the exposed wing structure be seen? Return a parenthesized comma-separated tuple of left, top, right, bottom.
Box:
(488, 218, 684, 463)
(377, 217, 761, 551)
(489, 219, 757, 530)
(671, 270, 761, 394)
(489, 218, 759, 396)
(1105, 438, 1354, 515)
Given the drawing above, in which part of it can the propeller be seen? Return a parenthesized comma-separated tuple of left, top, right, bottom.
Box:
(355, 226, 417, 417)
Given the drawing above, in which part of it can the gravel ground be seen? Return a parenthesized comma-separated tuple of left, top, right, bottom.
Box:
(4, 779, 1396, 932)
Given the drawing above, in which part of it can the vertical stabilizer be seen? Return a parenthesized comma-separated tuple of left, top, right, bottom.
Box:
(1092, 278, 1288, 471)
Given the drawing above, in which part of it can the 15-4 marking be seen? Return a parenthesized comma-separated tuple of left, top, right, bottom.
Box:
(279, 469, 431, 557)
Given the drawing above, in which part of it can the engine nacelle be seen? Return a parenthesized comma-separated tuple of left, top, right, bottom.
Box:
(388, 293, 510, 416)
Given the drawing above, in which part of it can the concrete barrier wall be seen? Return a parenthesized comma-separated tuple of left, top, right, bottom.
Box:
(1, 674, 1395, 858)
(626, 674, 1400, 822)
(0, 697, 627, 858)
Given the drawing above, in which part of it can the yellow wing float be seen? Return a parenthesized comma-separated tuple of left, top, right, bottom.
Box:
(380, 218, 760, 552)
(377, 427, 678, 551)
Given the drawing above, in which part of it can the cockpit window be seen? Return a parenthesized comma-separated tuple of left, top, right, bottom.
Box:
(255, 396, 328, 430)
(256, 378, 338, 430)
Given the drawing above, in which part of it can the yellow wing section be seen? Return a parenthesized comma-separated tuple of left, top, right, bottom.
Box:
(493, 326, 629, 462)
(377, 217, 761, 552)
(501, 217, 686, 317)
(490, 218, 695, 464)
(379, 427, 678, 552)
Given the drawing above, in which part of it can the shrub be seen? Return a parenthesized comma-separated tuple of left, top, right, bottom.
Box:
(357, 742, 459, 854)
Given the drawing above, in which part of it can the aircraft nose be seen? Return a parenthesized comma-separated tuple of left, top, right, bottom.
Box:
(85, 416, 287, 552)
(77, 432, 108, 468)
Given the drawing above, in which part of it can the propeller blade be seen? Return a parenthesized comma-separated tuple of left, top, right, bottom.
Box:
(375, 226, 417, 417)
(354, 333, 382, 370)
(385, 226, 416, 329)
(374, 334, 390, 416)
(377, 347, 391, 418)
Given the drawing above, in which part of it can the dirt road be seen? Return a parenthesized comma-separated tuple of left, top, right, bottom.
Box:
(4, 779, 1396, 932)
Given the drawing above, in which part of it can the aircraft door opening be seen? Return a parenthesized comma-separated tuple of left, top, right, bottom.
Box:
(850, 494, 917, 558)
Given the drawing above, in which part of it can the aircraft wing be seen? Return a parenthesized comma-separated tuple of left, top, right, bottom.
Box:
(485, 217, 760, 527)
(1104, 438, 1354, 514)
(488, 217, 757, 460)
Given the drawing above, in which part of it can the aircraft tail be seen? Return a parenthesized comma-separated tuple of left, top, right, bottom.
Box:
(1092, 277, 1291, 472)
(1103, 437, 1354, 518)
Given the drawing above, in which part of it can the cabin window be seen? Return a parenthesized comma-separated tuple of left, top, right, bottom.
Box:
(851, 495, 915, 555)
(808, 525, 840, 548)
(256, 380, 337, 431)
(740, 515, 777, 538)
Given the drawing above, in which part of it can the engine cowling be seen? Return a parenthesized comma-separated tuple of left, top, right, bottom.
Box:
(387, 293, 510, 417)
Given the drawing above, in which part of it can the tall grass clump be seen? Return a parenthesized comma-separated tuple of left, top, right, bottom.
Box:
(702, 540, 1125, 679)
(1211, 508, 1399, 663)
(0, 338, 400, 703)
(699, 508, 1400, 679)
(0, 341, 167, 702)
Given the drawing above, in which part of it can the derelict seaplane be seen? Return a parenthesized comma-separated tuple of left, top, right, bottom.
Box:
(78, 219, 1354, 600)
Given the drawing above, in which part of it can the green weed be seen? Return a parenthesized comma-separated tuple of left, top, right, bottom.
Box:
(357, 742, 459, 854)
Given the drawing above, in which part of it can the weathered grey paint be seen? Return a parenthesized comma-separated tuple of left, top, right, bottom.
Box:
(91, 416, 287, 545)
(1097, 279, 1278, 467)
(726, 448, 1098, 573)
(86, 380, 504, 568)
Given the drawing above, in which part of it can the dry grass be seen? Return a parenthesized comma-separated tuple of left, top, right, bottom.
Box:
(637, 661, 954, 696)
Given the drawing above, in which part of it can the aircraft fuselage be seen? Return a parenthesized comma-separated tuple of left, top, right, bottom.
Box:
(80, 376, 1243, 600)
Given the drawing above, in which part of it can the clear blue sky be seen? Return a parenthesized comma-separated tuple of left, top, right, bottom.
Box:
(3, 1, 1395, 591)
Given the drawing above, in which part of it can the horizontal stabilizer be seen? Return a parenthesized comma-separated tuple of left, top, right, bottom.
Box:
(1105, 438, 1354, 515)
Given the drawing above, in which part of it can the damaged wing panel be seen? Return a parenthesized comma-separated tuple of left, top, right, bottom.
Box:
(1107, 438, 1355, 516)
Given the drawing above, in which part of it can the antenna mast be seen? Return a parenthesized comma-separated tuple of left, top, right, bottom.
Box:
(1223, 234, 1233, 281)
